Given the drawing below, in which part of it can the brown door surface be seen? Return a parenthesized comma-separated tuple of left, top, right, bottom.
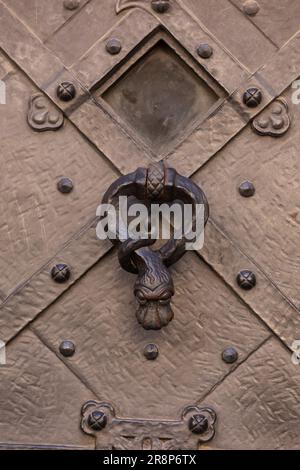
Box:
(0, 0, 300, 450)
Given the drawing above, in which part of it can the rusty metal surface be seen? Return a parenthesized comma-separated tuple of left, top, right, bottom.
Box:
(0, 0, 300, 450)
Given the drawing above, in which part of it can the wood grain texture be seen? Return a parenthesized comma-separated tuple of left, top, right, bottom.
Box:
(32, 250, 268, 420)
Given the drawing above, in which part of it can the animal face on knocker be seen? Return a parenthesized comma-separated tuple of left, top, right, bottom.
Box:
(133, 246, 175, 330)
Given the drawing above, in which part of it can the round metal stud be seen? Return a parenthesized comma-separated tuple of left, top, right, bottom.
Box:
(144, 343, 159, 361)
(57, 82, 76, 102)
(87, 410, 107, 431)
(197, 43, 213, 59)
(51, 263, 71, 283)
(106, 38, 122, 55)
(237, 270, 256, 290)
(57, 177, 74, 194)
(188, 414, 209, 435)
(151, 0, 170, 13)
(239, 181, 255, 198)
(243, 87, 262, 108)
(222, 347, 238, 364)
(243, 0, 260, 16)
(59, 340, 76, 357)
(63, 0, 80, 10)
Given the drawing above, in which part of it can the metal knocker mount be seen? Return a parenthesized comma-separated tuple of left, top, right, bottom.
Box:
(102, 161, 209, 330)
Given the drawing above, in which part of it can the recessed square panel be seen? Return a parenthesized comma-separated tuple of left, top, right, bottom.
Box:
(102, 41, 220, 155)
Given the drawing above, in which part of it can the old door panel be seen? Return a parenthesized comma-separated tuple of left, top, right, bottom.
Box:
(194, 86, 300, 310)
(3, 0, 90, 43)
(45, 0, 120, 66)
(231, 0, 300, 48)
(0, 53, 116, 297)
(0, 0, 299, 451)
(204, 338, 300, 450)
(182, 0, 277, 71)
(32, 251, 268, 420)
(0, 329, 95, 448)
(199, 221, 300, 349)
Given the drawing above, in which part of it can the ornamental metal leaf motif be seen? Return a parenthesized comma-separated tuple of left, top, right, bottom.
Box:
(252, 97, 291, 137)
(27, 94, 64, 132)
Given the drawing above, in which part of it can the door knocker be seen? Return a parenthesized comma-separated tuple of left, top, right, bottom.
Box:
(101, 161, 209, 330)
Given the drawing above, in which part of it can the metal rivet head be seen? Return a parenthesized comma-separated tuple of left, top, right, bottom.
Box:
(57, 177, 73, 194)
(59, 340, 75, 357)
(63, 0, 80, 10)
(237, 270, 256, 290)
(188, 414, 209, 435)
(106, 38, 122, 55)
(243, 88, 262, 108)
(239, 181, 255, 198)
(57, 82, 76, 102)
(243, 0, 260, 16)
(222, 347, 238, 364)
(197, 43, 213, 59)
(144, 343, 159, 360)
(87, 411, 107, 431)
(51, 263, 71, 283)
(151, 0, 170, 13)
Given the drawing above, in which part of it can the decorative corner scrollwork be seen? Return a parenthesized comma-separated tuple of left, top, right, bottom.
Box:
(81, 401, 217, 450)
(252, 97, 290, 137)
(27, 94, 64, 132)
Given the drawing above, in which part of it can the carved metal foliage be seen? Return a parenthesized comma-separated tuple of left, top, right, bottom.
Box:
(102, 161, 209, 331)
(27, 94, 64, 132)
(81, 401, 216, 450)
(252, 97, 290, 137)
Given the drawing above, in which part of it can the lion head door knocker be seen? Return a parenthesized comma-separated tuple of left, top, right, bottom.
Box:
(101, 161, 209, 330)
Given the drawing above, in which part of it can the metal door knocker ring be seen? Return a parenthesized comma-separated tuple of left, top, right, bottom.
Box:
(101, 161, 209, 330)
